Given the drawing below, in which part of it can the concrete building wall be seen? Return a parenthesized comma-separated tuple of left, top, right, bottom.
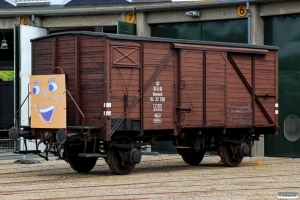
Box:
(260, 1, 300, 16)
(41, 14, 124, 28)
(146, 6, 242, 24)
(136, 12, 150, 37)
(1, 1, 300, 29)
(250, 4, 264, 45)
(0, 17, 19, 29)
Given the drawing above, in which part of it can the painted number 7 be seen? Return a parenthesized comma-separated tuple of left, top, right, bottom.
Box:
(125, 13, 136, 23)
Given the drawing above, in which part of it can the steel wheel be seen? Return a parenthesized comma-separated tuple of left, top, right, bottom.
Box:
(69, 156, 98, 173)
(106, 149, 136, 175)
(66, 144, 98, 173)
(181, 151, 205, 166)
(219, 144, 243, 167)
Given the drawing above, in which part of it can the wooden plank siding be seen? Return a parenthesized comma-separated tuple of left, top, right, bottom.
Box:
(206, 52, 226, 126)
(255, 51, 276, 126)
(31, 32, 278, 140)
(109, 41, 141, 131)
(226, 53, 253, 127)
(32, 35, 105, 127)
(143, 42, 175, 130)
(180, 49, 203, 127)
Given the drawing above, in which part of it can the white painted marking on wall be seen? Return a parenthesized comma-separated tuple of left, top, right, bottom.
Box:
(227, 104, 252, 125)
(153, 86, 162, 91)
(275, 110, 279, 115)
(153, 104, 162, 111)
(154, 113, 162, 118)
(153, 118, 162, 123)
(153, 92, 163, 96)
(103, 111, 111, 116)
(275, 103, 279, 108)
(151, 81, 165, 123)
(103, 103, 111, 108)
(160, 97, 165, 102)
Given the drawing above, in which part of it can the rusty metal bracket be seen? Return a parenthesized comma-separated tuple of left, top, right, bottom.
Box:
(36, 138, 48, 161)
(177, 106, 192, 112)
(52, 67, 65, 74)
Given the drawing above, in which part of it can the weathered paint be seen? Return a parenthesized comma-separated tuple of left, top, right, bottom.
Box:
(42, 15, 124, 28)
(30, 32, 278, 142)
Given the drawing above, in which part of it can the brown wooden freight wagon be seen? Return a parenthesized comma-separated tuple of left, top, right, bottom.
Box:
(10, 32, 279, 174)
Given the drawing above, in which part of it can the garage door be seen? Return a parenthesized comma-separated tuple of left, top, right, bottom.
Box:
(264, 14, 300, 157)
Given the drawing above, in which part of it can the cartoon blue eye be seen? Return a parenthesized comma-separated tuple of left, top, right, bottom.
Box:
(32, 86, 40, 95)
(49, 82, 58, 92)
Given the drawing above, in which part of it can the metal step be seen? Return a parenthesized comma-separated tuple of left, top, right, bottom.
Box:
(13, 150, 41, 154)
(174, 146, 191, 149)
(67, 126, 102, 130)
(78, 153, 107, 158)
(66, 133, 81, 138)
(141, 152, 161, 156)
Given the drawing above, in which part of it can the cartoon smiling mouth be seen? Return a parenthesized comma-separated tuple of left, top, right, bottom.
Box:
(38, 104, 55, 122)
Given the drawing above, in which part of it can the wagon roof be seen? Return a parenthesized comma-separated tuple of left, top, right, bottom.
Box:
(31, 31, 279, 50)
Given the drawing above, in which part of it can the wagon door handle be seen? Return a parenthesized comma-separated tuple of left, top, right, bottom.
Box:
(181, 80, 185, 89)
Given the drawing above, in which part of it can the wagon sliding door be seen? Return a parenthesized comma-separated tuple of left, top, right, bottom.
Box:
(177, 45, 276, 130)
(107, 41, 176, 137)
(178, 49, 203, 127)
(109, 43, 141, 133)
(178, 49, 226, 127)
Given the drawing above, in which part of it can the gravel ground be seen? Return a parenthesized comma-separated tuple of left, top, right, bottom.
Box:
(0, 154, 299, 200)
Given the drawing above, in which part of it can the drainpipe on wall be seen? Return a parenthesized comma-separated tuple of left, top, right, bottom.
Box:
(31, 14, 36, 27)
(246, 2, 251, 44)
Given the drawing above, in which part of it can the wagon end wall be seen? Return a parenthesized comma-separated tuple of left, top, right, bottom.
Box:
(32, 34, 106, 130)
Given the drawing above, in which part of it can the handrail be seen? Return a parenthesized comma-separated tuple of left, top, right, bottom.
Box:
(52, 67, 65, 74)
(13, 92, 31, 130)
(64, 90, 85, 134)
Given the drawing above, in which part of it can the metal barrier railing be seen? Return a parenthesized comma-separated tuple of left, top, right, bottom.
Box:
(1, 137, 151, 155)
(0, 138, 17, 154)
(0, 138, 45, 154)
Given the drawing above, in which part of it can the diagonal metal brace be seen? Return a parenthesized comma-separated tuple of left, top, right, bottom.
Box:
(227, 53, 278, 131)
(107, 50, 175, 137)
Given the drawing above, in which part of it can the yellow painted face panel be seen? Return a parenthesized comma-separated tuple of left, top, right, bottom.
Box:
(30, 75, 66, 128)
